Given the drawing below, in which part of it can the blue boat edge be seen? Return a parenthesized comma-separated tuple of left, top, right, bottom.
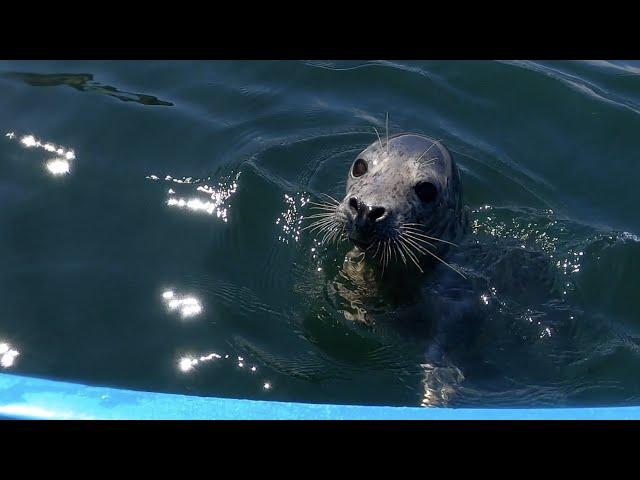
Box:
(1, 372, 639, 420)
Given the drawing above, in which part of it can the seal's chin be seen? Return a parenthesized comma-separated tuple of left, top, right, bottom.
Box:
(347, 231, 374, 250)
(351, 238, 371, 250)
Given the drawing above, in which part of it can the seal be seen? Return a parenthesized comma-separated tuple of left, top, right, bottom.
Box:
(303, 132, 473, 405)
(307, 133, 469, 278)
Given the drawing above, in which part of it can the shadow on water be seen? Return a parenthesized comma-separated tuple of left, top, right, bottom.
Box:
(2, 72, 174, 106)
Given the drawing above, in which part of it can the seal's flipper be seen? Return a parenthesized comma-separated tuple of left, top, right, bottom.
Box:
(420, 362, 465, 407)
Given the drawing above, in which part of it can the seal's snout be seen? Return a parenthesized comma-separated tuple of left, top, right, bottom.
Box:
(348, 196, 387, 223)
(346, 196, 390, 247)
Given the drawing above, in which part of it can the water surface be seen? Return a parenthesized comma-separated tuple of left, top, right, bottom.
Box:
(1, 60, 639, 407)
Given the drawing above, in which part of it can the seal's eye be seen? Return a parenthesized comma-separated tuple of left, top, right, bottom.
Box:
(414, 181, 438, 203)
(352, 158, 368, 177)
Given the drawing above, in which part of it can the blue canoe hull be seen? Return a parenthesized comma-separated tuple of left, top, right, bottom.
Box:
(1, 373, 638, 420)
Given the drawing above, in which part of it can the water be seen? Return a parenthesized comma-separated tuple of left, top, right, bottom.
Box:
(0, 60, 639, 408)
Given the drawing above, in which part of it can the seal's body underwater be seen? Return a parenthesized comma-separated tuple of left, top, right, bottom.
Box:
(305, 133, 567, 406)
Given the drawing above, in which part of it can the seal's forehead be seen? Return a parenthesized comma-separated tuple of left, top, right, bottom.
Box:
(360, 133, 451, 173)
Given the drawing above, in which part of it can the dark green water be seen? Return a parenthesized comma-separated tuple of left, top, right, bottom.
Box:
(0, 60, 639, 408)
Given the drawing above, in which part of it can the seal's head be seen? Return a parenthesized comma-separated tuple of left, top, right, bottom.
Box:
(333, 133, 467, 273)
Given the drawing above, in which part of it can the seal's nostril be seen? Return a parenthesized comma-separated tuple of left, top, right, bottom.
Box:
(369, 206, 386, 222)
(348, 197, 359, 213)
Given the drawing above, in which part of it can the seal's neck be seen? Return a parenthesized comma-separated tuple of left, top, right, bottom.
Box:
(340, 246, 426, 305)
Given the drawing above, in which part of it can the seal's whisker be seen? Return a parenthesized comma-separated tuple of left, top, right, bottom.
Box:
(303, 213, 335, 220)
(398, 233, 465, 278)
(384, 240, 391, 276)
(396, 237, 424, 273)
(386, 112, 390, 156)
(321, 224, 339, 245)
(385, 239, 391, 265)
(399, 234, 430, 254)
(326, 226, 338, 245)
(402, 232, 458, 248)
(308, 208, 337, 214)
(401, 227, 448, 242)
(415, 139, 442, 164)
(319, 193, 341, 205)
(300, 218, 335, 232)
(308, 200, 337, 207)
(313, 219, 336, 231)
(301, 218, 334, 231)
(305, 224, 333, 234)
(303, 212, 335, 218)
(400, 226, 459, 247)
(392, 236, 407, 266)
(391, 237, 400, 263)
(308, 203, 338, 211)
(400, 232, 437, 250)
(400, 238, 426, 273)
(330, 224, 344, 245)
(371, 239, 382, 258)
(304, 212, 335, 221)
(421, 246, 467, 279)
(300, 223, 327, 232)
(308, 208, 337, 215)
(373, 126, 384, 151)
(380, 239, 390, 277)
(307, 213, 335, 221)
(317, 227, 337, 241)
(336, 224, 347, 245)
(403, 237, 440, 262)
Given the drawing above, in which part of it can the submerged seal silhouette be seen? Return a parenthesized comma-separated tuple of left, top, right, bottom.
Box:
(308, 133, 468, 277)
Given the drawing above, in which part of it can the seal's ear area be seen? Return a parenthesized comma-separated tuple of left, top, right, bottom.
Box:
(414, 181, 438, 203)
(351, 158, 368, 178)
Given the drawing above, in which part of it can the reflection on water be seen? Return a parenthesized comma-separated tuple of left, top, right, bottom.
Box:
(161, 289, 203, 319)
(420, 364, 465, 407)
(12, 132, 76, 160)
(179, 352, 222, 372)
(46, 158, 71, 175)
(3, 72, 173, 106)
(177, 348, 271, 391)
(6, 131, 76, 177)
(0, 341, 19, 368)
(276, 193, 309, 244)
(147, 172, 240, 222)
